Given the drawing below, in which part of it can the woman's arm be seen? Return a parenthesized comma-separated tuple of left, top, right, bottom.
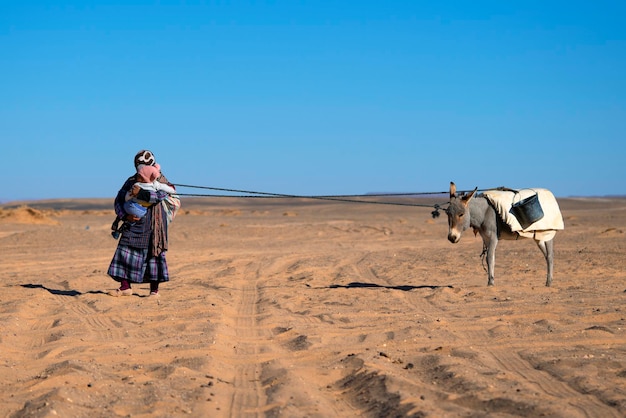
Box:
(135, 188, 169, 203)
(114, 176, 138, 219)
(153, 180, 177, 195)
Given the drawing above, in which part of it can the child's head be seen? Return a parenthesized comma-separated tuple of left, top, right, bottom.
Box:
(136, 163, 161, 183)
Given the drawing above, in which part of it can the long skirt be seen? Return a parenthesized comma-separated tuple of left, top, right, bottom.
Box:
(107, 244, 169, 283)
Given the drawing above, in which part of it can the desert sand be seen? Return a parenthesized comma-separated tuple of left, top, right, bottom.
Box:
(1, 195, 625, 418)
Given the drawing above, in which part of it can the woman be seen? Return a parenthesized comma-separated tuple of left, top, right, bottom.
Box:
(107, 150, 175, 297)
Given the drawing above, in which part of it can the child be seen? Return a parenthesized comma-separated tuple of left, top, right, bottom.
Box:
(111, 163, 176, 239)
(124, 163, 177, 219)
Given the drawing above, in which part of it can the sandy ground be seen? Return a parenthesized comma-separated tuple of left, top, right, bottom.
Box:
(1, 195, 625, 418)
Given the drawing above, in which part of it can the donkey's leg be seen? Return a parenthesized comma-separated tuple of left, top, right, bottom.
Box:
(484, 237, 498, 286)
(535, 239, 554, 286)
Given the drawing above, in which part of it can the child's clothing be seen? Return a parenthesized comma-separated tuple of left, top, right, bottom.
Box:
(111, 162, 177, 239)
(124, 163, 176, 219)
(124, 180, 177, 218)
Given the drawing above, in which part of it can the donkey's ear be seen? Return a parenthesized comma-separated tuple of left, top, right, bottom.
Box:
(462, 187, 478, 203)
(449, 182, 457, 198)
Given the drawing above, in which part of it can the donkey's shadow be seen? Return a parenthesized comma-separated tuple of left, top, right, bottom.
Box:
(326, 281, 453, 291)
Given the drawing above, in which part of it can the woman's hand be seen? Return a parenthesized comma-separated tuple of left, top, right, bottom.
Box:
(125, 214, 141, 222)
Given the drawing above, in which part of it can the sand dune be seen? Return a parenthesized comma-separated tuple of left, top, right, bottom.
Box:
(1, 196, 625, 417)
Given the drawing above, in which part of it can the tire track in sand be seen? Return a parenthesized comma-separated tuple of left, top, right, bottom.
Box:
(221, 253, 350, 418)
(226, 259, 279, 418)
(354, 252, 622, 417)
(485, 347, 620, 418)
(417, 290, 623, 417)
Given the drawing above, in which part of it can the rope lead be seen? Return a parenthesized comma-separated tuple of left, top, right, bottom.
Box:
(172, 183, 451, 212)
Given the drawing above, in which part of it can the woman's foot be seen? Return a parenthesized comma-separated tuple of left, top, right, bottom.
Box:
(108, 288, 132, 297)
(149, 282, 159, 296)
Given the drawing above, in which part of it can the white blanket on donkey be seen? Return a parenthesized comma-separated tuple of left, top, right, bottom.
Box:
(482, 188, 564, 239)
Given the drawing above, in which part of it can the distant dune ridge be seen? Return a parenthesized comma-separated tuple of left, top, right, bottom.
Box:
(0, 196, 625, 417)
(0, 206, 60, 225)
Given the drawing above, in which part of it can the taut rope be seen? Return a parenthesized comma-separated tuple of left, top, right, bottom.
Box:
(173, 183, 450, 216)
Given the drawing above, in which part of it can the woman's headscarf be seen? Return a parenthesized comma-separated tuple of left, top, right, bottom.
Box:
(134, 150, 156, 168)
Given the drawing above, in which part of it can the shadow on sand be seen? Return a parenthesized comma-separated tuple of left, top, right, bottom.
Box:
(326, 281, 453, 291)
(20, 284, 107, 297)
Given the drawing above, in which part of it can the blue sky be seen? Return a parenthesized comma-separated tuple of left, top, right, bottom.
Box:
(2, 1, 625, 201)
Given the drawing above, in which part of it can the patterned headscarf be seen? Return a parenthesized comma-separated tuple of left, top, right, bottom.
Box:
(134, 150, 156, 168)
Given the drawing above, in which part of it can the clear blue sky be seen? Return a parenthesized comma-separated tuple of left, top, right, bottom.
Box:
(2, 1, 625, 202)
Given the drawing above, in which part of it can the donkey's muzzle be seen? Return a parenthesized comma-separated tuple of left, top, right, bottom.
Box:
(448, 233, 460, 244)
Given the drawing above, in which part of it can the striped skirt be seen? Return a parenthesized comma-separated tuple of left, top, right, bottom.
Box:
(107, 245, 170, 283)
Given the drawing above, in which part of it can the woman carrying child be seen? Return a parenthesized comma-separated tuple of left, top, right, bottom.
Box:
(107, 150, 177, 297)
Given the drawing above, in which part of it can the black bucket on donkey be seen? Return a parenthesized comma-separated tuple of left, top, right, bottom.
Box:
(510, 191, 544, 229)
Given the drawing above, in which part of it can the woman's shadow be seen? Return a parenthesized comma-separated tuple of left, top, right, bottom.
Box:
(21, 283, 107, 297)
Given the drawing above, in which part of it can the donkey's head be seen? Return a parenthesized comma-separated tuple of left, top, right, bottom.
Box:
(446, 182, 477, 243)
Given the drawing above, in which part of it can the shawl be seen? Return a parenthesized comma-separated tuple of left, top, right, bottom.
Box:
(151, 195, 167, 256)
(150, 173, 171, 257)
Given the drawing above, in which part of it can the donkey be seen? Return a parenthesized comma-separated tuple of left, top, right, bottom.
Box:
(445, 182, 555, 286)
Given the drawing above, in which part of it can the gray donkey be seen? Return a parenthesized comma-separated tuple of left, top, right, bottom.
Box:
(446, 182, 556, 286)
